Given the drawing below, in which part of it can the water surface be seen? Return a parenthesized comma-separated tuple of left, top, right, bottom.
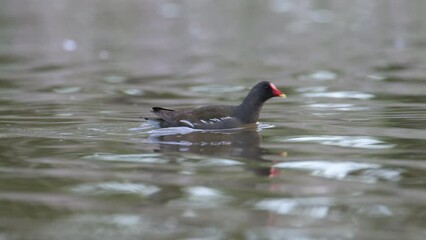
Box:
(0, 1, 425, 239)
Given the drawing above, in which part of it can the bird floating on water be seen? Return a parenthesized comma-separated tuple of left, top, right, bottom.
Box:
(145, 81, 286, 129)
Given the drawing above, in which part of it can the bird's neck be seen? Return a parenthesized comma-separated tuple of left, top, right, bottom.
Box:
(236, 93, 265, 124)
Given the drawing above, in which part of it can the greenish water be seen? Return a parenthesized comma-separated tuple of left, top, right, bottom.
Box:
(0, 1, 426, 239)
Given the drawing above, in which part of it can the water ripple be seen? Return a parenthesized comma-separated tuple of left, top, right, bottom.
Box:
(190, 84, 245, 94)
(299, 70, 338, 81)
(273, 161, 404, 182)
(168, 186, 232, 208)
(53, 86, 82, 94)
(277, 135, 395, 149)
(71, 182, 160, 196)
(255, 197, 332, 218)
(302, 91, 374, 99)
(308, 103, 369, 111)
(148, 127, 201, 137)
(185, 158, 244, 167)
(295, 86, 328, 93)
(82, 153, 168, 164)
(273, 161, 380, 180)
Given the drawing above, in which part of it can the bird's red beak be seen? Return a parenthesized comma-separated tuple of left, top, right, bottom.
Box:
(270, 83, 286, 98)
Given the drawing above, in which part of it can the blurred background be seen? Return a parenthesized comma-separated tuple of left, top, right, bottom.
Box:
(0, 0, 425, 239)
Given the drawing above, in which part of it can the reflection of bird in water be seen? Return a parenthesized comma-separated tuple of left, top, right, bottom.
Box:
(148, 127, 286, 177)
(150, 128, 260, 157)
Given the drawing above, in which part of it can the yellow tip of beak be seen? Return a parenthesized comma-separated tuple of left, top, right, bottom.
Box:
(279, 93, 286, 98)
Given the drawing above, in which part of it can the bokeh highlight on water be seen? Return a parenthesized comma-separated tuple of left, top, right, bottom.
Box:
(0, 1, 425, 239)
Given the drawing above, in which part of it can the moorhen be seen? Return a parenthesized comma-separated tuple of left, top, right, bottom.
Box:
(145, 81, 286, 129)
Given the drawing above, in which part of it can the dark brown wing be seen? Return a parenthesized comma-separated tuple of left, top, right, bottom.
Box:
(151, 107, 191, 127)
(187, 105, 239, 129)
(151, 105, 241, 129)
(190, 105, 234, 120)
